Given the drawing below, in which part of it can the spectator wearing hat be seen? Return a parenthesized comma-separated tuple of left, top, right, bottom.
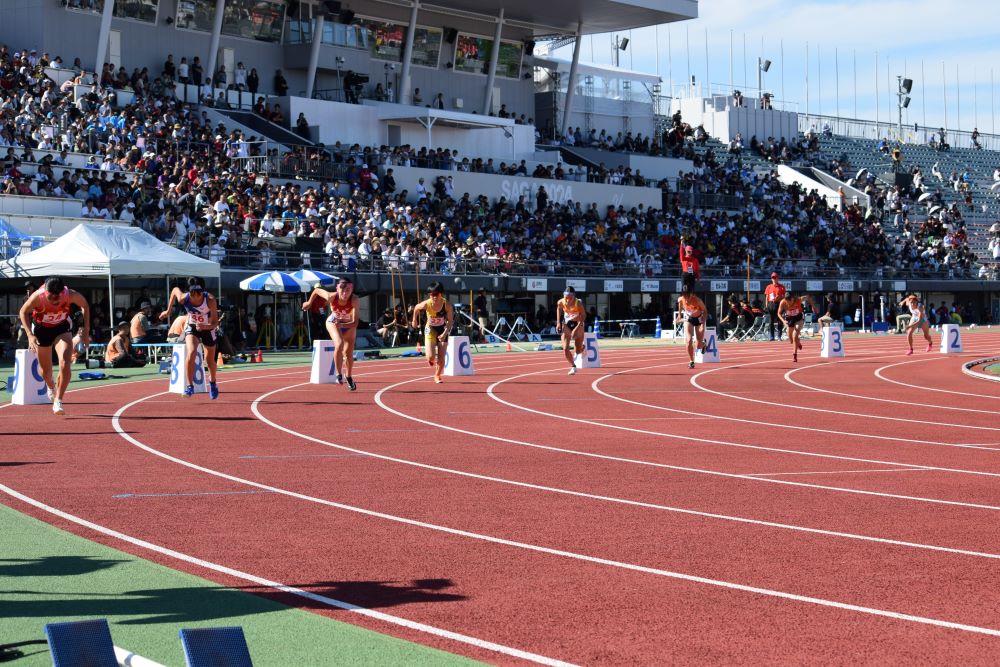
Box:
(678, 236, 701, 280)
(130, 301, 153, 344)
(763, 272, 786, 341)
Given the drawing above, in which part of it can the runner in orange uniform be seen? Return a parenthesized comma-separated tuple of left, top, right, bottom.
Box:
(411, 282, 454, 384)
(677, 274, 708, 369)
(777, 289, 817, 362)
(556, 287, 587, 375)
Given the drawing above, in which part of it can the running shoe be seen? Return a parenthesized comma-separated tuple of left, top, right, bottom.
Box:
(46, 386, 55, 401)
(346, 376, 357, 391)
(335, 373, 343, 385)
(209, 382, 219, 400)
(52, 400, 64, 415)
(183, 384, 194, 397)
(688, 361, 695, 369)
(434, 375, 443, 383)
(926, 343, 933, 352)
(793, 352, 798, 362)
(568, 366, 576, 375)
(906, 349, 914, 356)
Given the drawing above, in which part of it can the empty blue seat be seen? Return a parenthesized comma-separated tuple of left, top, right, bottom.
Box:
(44, 619, 118, 667)
(179, 627, 253, 667)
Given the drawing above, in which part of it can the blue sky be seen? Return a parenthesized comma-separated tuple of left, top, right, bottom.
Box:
(553, 0, 999, 137)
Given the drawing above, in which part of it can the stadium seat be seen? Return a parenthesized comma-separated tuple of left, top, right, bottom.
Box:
(179, 627, 253, 667)
(44, 618, 118, 667)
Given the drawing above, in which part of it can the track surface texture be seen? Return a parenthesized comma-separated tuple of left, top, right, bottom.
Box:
(4, 331, 1000, 665)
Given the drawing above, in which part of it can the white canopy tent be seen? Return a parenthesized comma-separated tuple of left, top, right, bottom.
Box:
(0, 223, 221, 330)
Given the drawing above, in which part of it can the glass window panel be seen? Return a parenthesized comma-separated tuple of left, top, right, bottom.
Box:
(454, 34, 521, 77)
(411, 27, 441, 68)
(66, 0, 160, 23)
(176, 0, 284, 42)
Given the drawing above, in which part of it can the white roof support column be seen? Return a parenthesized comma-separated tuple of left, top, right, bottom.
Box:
(560, 23, 583, 139)
(482, 8, 505, 115)
(206, 0, 226, 89)
(94, 0, 115, 76)
(399, 1, 420, 105)
(306, 13, 326, 99)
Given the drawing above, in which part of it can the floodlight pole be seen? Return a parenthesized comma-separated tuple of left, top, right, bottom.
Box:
(757, 57, 762, 108)
(896, 75, 903, 142)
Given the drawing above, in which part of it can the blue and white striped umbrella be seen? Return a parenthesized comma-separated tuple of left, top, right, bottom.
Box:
(289, 269, 339, 287)
(238, 271, 311, 293)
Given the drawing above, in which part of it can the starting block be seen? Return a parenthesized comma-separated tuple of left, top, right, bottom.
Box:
(11, 349, 50, 405)
(695, 327, 720, 363)
(168, 344, 207, 394)
(310, 340, 338, 384)
(443, 336, 474, 376)
(940, 323, 962, 353)
(574, 332, 601, 368)
(821, 323, 845, 358)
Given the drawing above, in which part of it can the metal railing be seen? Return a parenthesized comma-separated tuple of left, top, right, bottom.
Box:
(799, 113, 1000, 151)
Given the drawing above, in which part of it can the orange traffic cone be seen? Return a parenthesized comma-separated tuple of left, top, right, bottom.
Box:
(416, 340, 423, 354)
(255, 348, 264, 363)
(505, 341, 513, 352)
(217, 353, 225, 367)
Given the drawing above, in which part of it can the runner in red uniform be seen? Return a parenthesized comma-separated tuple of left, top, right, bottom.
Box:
(18, 277, 91, 415)
(303, 277, 360, 390)
(679, 236, 701, 280)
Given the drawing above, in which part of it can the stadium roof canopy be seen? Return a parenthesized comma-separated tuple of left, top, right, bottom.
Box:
(374, 0, 698, 35)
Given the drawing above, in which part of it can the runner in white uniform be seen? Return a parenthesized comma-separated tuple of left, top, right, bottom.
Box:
(160, 277, 220, 399)
(900, 294, 933, 355)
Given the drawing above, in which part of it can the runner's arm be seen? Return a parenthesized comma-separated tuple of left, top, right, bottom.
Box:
(69, 291, 91, 345)
(410, 302, 425, 329)
(555, 302, 564, 332)
(302, 287, 332, 311)
(777, 300, 788, 325)
(442, 302, 454, 341)
(207, 294, 220, 330)
(159, 287, 185, 321)
(18, 293, 39, 348)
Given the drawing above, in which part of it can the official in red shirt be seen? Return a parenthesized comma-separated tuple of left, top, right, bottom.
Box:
(679, 236, 701, 279)
(763, 272, 787, 341)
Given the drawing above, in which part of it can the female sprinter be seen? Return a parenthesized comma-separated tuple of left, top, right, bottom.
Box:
(411, 282, 454, 383)
(777, 289, 817, 362)
(303, 277, 360, 390)
(677, 274, 708, 369)
(556, 286, 586, 375)
(900, 293, 934, 355)
(160, 277, 220, 398)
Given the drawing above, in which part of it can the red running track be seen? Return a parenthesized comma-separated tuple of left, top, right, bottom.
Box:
(3, 332, 1000, 664)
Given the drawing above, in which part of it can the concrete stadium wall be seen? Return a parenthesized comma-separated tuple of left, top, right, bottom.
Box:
(386, 166, 663, 212)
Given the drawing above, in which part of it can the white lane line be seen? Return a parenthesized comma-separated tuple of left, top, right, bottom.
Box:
(875, 358, 1000, 400)
(247, 381, 1000, 561)
(746, 468, 935, 477)
(105, 395, 1000, 642)
(372, 359, 1000, 507)
(590, 356, 1000, 452)
(0, 484, 576, 667)
(690, 349, 1000, 433)
(783, 357, 1000, 415)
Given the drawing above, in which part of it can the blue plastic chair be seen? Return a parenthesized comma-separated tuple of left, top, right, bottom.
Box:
(44, 619, 118, 667)
(179, 627, 253, 667)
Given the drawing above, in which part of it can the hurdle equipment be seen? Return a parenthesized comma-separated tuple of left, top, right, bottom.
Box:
(11, 349, 50, 405)
(310, 340, 338, 384)
(443, 336, 475, 376)
(695, 327, 720, 363)
(574, 332, 601, 368)
(168, 344, 208, 394)
(940, 323, 962, 353)
(821, 323, 845, 358)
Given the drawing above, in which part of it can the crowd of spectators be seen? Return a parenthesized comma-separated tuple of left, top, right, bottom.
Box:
(1, 42, 995, 282)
